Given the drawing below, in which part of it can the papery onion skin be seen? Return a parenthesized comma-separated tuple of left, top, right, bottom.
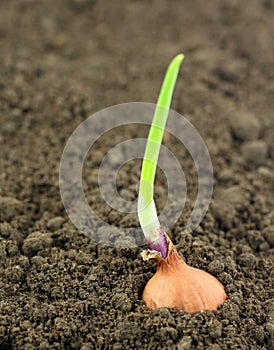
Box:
(142, 240, 227, 314)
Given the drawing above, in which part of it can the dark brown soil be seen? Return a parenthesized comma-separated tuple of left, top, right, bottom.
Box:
(0, 0, 274, 349)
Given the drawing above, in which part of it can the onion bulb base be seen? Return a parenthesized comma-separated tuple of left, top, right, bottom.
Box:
(142, 233, 227, 314)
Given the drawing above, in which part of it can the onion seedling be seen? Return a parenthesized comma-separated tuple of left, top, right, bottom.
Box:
(138, 54, 227, 313)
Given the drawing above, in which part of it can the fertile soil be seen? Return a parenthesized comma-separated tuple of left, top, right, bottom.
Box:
(0, 1, 274, 349)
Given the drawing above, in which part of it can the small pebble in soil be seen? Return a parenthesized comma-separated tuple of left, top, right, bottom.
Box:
(22, 231, 52, 257)
(218, 168, 234, 182)
(215, 60, 245, 83)
(47, 216, 64, 231)
(5, 265, 24, 282)
(177, 336, 192, 350)
(114, 320, 141, 340)
(263, 226, 274, 247)
(241, 140, 268, 165)
(221, 302, 240, 322)
(155, 327, 178, 342)
(208, 320, 223, 339)
(230, 111, 261, 141)
(18, 256, 30, 269)
(207, 260, 225, 275)
(0, 196, 23, 221)
(219, 272, 233, 284)
(246, 230, 265, 250)
(238, 252, 257, 268)
(0, 222, 12, 238)
(30, 255, 45, 266)
(112, 293, 132, 312)
(54, 317, 69, 331)
(5, 240, 19, 257)
(211, 186, 248, 227)
(257, 166, 273, 178)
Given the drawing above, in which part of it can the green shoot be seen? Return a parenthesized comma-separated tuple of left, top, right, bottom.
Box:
(138, 54, 184, 258)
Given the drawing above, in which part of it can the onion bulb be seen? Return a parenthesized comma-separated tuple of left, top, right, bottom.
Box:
(142, 234, 227, 314)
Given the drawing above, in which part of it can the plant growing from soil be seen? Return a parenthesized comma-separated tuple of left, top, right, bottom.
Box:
(138, 54, 227, 313)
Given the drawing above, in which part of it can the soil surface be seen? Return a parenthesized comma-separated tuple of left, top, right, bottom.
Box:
(0, 0, 274, 349)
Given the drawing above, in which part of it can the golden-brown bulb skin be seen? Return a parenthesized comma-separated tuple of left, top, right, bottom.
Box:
(142, 247, 227, 314)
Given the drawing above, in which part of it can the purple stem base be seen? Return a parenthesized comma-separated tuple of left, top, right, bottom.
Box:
(147, 227, 168, 259)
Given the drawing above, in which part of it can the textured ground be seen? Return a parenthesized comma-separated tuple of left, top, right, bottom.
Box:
(0, 0, 273, 349)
